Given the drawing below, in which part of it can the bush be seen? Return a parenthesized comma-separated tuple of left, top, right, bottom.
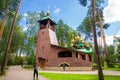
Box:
(108, 54, 116, 68)
(27, 53, 35, 65)
(100, 56, 105, 67)
(7, 56, 24, 65)
(0, 54, 3, 65)
(104, 62, 107, 68)
(93, 63, 97, 69)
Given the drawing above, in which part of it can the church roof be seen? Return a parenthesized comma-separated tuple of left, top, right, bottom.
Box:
(38, 16, 56, 25)
(70, 47, 93, 54)
(51, 44, 93, 54)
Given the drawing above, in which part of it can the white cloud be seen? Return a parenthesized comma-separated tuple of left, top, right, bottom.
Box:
(23, 17, 26, 21)
(115, 30, 120, 37)
(23, 25, 28, 31)
(53, 8, 60, 15)
(97, 35, 113, 46)
(103, 0, 120, 23)
(105, 35, 114, 45)
(23, 27, 28, 31)
(118, 30, 120, 34)
(24, 13, 28, 17)
(98, 30, 120, 45)
(23, 13, 28, 21)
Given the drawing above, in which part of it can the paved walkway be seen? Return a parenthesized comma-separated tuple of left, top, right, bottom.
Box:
(0, 66, 48, 80)
(0, 66, 120, 80)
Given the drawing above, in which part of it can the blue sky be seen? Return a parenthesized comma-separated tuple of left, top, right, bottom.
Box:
(20, 0, 120, 45)
(20, 0, 88, 29)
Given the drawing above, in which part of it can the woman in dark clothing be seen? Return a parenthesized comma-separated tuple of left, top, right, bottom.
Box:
(33, 63, 38, 80)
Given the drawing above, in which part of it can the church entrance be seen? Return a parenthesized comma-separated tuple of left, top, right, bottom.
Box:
(39, 57, 45, 68)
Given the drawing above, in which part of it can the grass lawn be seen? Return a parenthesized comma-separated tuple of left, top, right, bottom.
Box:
(104, 67, 120, 71)
(103, 64, 120, 71)
(39, 72, 120, 80)
(103, 65, 120, 71)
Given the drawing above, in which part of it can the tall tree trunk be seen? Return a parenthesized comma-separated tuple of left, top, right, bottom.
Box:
(96, 8, 109, 67)
(1, 0, 22, 75)
(0, 3, 9, 41)
(92, 0, 104, 80)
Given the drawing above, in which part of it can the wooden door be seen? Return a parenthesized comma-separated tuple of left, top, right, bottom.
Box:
(40, 59, 45, 68)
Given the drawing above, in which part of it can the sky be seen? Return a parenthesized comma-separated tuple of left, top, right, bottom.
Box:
(103, 0, 120, 45)
(19, 0, 120, 45)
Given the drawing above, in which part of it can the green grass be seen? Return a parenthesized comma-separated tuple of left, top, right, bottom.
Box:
(104, 67, 120, 71)
(39, 72, 120, 80)
(103, 65, 120, 71)
(103, 64, 120, 71)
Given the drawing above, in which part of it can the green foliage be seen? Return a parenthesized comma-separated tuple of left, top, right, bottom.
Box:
(100, 56, 105, 67)
(0, 0, 20, 18)
(77, 17, 92, 40)
(8, 56, 23, 65)
(78, 0, 88, 7)
(27, 53, 35, 65)
(21, 11, 46, 65)
(104, 62, 107, 68)
(23, 11, 40, 59)
(39, 72, 120, 80)
(108, 54, 116, 68)
(93, 52, 106, 68)
(0, 13, 25, 54)
(107, 45, 116, 67)
(77, 0, 110, 40)
(39, 11, 46, 18)
(104, 66, 120, 71)
(116, 44, 120, 67)
(108, 45, 114, 55)
(0, 13, 24, 49)
(56, 19, 77, 47)
(0, 9, 26, 67)
(9, 0, 20, 11)
(93, 51, 97, 63)
(0, 0, 5, 17)
(0, 54, 3, 65)
(93, 63, 97, 69)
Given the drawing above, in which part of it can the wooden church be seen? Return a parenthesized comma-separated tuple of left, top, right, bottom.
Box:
(36, 12, 93, 70)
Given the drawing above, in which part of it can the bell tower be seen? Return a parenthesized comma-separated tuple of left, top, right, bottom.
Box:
(38, 15, 56, 31)
(36, 12, 58, 67)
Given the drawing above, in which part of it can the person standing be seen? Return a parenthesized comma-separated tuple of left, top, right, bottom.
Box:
(33, 63, 38, 80)
(62, 63, 66, 71)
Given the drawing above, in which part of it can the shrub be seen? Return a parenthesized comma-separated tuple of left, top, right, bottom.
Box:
(93, 63, 97, 69)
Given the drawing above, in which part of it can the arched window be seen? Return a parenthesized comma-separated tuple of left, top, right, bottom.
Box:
(60, 63, 69, 67)
(58, 51, 72, 58)
(59, 62, 70, 67)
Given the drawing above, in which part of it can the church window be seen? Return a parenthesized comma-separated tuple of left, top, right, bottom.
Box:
(58, 51, 72, 58)
(81, 54, 86, 60)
